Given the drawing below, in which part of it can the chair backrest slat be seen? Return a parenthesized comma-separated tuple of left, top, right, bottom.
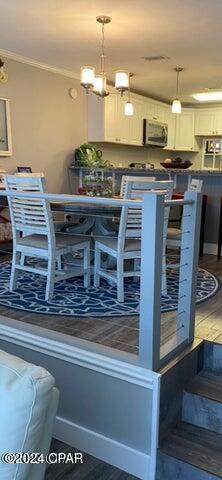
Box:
(118, 179, 174, 251)
(189, 178, 203, 192)
(120, 175, 156, 198)
(4, 175, 55, 247)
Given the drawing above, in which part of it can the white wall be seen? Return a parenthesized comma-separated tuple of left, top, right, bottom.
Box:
(0, 59, 87, 192)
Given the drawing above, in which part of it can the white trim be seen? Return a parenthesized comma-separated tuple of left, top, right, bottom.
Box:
(0, 317, 160, 387)
(0, 48, 79, 80)
(203, 242, 217, 255)
(54, 416, 151, 480)
(0, 316, 160, 480)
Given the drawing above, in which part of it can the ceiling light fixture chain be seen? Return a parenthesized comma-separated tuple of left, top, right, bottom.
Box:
(124, 72, 134, 116)
(100, 19, 105, 74)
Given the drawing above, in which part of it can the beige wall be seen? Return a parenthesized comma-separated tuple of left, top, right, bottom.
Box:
(0, 58, 203, 195)
(0, 59, 87, 192)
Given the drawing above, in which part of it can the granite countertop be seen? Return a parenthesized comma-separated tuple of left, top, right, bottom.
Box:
(69, 165, 222, 176)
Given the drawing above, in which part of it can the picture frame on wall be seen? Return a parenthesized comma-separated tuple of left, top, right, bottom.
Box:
(0, 97, 12, 156)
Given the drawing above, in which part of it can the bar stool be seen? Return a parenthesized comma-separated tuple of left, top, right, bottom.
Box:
(217, 197, 222, 260)
(169, 192, 207, 257)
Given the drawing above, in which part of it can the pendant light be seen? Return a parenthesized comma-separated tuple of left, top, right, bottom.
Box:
(81, 66, 95, 92)
(80, 16, 130, 98)
(172, 67, 183, 114)
(124, 73, 134, 116)
(115, 71, 129, 96)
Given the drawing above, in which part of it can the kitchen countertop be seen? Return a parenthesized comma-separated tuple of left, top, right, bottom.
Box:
(69, 165, 222, 175)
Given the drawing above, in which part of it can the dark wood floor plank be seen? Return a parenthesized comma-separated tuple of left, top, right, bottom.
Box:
(45, 439, 138, 480)
(185, 371, 222, 403)
(160, 422, 222, 478)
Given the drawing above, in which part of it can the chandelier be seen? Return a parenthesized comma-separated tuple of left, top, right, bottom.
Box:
(80, 16, 130, 98)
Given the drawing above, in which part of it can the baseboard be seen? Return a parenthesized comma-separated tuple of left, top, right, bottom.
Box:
(203, 242, 218, 255)
(54, 415, 151, 480)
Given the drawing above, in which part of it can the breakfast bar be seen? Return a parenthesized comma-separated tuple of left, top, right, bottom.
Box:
(69, 165, 222, 249)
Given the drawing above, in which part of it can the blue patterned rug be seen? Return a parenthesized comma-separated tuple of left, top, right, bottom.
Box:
(0, 261, 219, 317)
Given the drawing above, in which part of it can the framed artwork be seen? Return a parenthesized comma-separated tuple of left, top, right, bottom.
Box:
(0, 98, 12, 156)
(17, 166, 32, 173)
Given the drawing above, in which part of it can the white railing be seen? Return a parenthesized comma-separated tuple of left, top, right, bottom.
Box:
(0, 189, 202, 372)
(139, 190, 202, 370)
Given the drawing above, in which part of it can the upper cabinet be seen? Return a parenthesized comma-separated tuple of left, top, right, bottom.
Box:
(88, 91, 144, 146)
(165, 109, 199, 151)
(143, 100, 169, 124)
(87, 89, 198, 151)
(195, 108, 222, 136)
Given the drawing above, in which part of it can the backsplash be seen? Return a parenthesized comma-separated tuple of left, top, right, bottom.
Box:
(93, 142, 203, 170)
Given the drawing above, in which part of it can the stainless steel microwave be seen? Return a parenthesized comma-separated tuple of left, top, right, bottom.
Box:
(143, 119, 168, 147)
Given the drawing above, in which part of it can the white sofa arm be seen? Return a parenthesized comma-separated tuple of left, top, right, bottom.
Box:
(0, 349, 59, 480)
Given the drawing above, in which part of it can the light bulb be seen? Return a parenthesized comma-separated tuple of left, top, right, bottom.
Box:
(124, 101, 134, 116)
(115, 71, 129, 93)
(172, 98, 181, 114)
(80, 66, 95, 89)
(93, 75, 107, 96)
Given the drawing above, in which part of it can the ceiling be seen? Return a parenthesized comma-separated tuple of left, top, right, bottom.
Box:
(0, 0, 222, 104)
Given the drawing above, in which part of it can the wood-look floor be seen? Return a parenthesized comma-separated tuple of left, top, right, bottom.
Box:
(0, 254, 222, 480)
(0, 254, 221, 354)
(46, 438, 137, 480)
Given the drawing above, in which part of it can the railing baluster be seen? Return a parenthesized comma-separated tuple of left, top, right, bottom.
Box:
(177, 191, 202, 342)
(139, 192, 165, 371)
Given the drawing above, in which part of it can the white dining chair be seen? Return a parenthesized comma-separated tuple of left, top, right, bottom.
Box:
(120, 175, 156, 198)
(94, 179, 174, 302)
(167, 178, 203, 249)
(5, 174, 91, 301)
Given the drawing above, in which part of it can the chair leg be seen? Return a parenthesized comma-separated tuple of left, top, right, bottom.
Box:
(10, 250, 20, 291)
(161, 254, 167, 295)
(133, 258, 140, 282)
(20, 253, 25, 267)
(94, 244, 101, 287)
(83, 245, 90, 287)
(45, 257, 55, 302)
(199, 196, 207, 257)
(57, 256, 62, 270)
(117, 258, 124, 303)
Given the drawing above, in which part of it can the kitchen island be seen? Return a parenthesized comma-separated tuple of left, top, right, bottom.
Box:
(69, 166, 222, 251)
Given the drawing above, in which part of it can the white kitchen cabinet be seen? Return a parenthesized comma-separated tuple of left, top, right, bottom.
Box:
(144, 100, 169, 124)
(195, 108, 222, 135)
(214, 110, 222, 135)
(129, 97, 144, 145)
(88, 89, 198, 150)
(88, 90, 144, 146)
(175, 110, 196, 150)
(165, 112, 176, 150)
(165, 109, 198, 151)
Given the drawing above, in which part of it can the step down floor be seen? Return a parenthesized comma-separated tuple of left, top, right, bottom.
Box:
(159, 421, 222, 478)
(184, 371, 222, 403)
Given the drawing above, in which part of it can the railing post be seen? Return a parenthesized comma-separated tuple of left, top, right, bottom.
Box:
(177, 191, 202, 343)
(139, 192, 165, 371)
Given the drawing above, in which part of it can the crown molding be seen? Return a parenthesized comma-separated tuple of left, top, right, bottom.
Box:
(0, 48, 80, 80)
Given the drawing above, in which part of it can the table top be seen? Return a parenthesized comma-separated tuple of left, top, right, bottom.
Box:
(50, 201, 121, 217)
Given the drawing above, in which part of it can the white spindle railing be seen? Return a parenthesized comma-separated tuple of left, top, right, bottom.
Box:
(0, 189, 202, 372)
